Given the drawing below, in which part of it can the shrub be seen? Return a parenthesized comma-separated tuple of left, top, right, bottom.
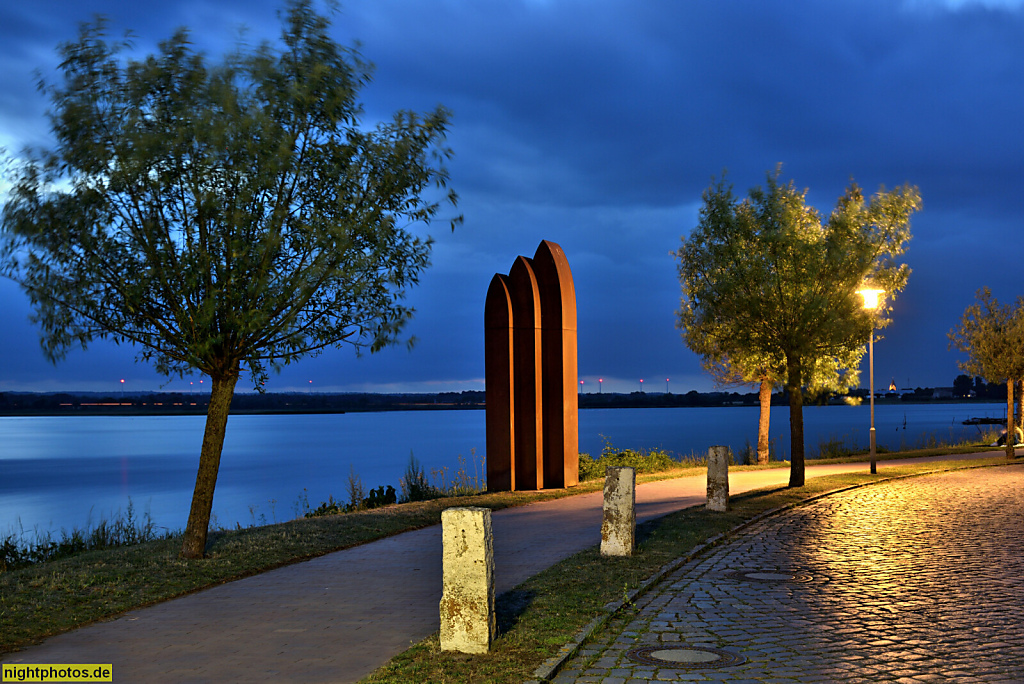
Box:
(346, 465, 367, 509)
(577, 442, 679, 481)
(1, 499, 171, 571)
(815, 434, 859, 459)
(400, 452, 439, 502)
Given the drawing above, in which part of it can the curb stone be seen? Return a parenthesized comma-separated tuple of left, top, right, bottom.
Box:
(528, 458, 1024, 683)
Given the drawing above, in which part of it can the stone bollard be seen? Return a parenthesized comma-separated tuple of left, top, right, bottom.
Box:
(440, 507, 495, 654)
(706, 445, 730, 511)
(600, 466, 636, 557)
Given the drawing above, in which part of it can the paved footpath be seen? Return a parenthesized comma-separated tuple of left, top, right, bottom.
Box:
(0, 451, 1013, 683)
(554, 463, 1024, 683)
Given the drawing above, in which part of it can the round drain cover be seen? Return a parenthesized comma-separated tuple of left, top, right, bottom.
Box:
(625, 645, 745, 669)
(726, 569, 814, 583)
(746, 571, 798, 581)
(650, 648, 719, 663)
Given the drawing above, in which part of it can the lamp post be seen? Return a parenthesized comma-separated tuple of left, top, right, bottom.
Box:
(858, 288, 885, 475)
(598, 378, 603, 394)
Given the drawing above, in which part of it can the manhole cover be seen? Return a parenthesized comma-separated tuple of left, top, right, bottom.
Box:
(726, 569, 814, 583)
(625, 645, 745, 669)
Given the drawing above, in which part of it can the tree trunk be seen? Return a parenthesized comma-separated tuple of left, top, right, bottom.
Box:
(787, 358, 805, 487)
(1008, 379, 1016, 461)
(1016, 379, 1023, 442)
(757, 377, 772, 465)
(180, 367, 240, 559)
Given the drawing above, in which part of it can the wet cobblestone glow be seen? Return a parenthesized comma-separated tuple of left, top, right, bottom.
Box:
(555, 466, 1024, 683)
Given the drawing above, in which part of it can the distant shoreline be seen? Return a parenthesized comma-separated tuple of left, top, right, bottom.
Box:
(0, 389, 1008, 417)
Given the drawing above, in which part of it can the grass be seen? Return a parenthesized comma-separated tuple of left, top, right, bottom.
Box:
(0, 475, 660, 654)
(363, 454, 1016, 683)
(0, 442, 1011, 659)
(1, 499, 173, 572)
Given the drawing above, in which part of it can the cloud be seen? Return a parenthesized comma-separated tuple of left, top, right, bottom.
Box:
(1, 0, 1022, 393)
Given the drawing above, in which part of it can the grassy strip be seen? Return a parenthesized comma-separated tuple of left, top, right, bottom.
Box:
(0, 471, 695, 653)
(361, 456, 1013, 684)
(0, 447, 1006, 655)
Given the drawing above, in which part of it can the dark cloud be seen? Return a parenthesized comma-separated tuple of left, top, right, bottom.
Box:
(2, 0, 1022, 394)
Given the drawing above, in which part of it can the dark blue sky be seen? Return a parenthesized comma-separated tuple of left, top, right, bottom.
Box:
(1, 0, 1022, 394)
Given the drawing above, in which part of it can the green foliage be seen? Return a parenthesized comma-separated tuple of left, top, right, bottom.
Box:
(815, 434, 861, 460)
(428, 450, 486, 497)
(400, 452, 437, 502)
(1, 500, 171, 572)
(1, 1, 459, 383)
(949, 288, 1024, 385)
(675, 166, 918, 480)
(0, 1, 459, 557)
(577, 442, 679, 481)
(305, 485, 397, 517)
(949, 288, 1024, 458)
(305, 495, 345, 517)
(346, 465, 367, 509)
(308, 450, 484, 518)
(365, 485, 398, 508)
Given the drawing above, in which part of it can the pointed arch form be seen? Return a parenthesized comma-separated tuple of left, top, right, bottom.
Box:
(532, 240, 579, 488)
(484, 241, 579, 491)
(484, 274, 515, 492)
(508, 256, 544, 490)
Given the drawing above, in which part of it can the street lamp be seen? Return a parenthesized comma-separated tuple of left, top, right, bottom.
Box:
(598, 378, 603, 394)
(858, 287, 885, 475)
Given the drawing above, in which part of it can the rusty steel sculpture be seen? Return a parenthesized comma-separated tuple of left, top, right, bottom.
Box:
(485, 240, 579, 491)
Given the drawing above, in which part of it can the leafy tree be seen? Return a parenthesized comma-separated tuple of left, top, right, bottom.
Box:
(953, 374, 974, 398)
(677, 333, 855, 466)
(1, 1, 459, 558)
(676, 167, 918, 486)
(949, 289, 1024, 459)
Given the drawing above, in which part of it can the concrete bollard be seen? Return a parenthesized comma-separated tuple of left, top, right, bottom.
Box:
(439, 507, 495, 653)
(600, 466, 636, 557)
(706, 445, 730, 511)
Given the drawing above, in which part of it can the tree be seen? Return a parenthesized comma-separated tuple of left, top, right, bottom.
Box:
(953, 374, 974, 398)
(0, 1, 459, 558)
(676, 167, 918, 486)
(676, 328, 855, 466)
(949, 289, 1024, 459)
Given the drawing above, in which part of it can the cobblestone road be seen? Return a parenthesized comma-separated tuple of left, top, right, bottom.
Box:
(555, 465, 1024, 683)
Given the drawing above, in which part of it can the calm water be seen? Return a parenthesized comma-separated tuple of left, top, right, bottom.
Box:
(0, 402, 1006, 539)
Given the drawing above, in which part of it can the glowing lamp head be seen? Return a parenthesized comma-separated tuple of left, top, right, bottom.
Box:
(857, 288, 885, 311)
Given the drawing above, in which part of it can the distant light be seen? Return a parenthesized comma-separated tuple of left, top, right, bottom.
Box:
(857, 288, 885, 310)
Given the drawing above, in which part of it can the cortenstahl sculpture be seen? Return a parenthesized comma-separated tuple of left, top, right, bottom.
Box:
(485, 240, 578, 491)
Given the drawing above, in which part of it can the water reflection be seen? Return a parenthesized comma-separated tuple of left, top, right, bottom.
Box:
(0, 402, 1003, 538)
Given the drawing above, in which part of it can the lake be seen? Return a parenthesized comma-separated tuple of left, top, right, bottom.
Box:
(0, 402, 1006, 540)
